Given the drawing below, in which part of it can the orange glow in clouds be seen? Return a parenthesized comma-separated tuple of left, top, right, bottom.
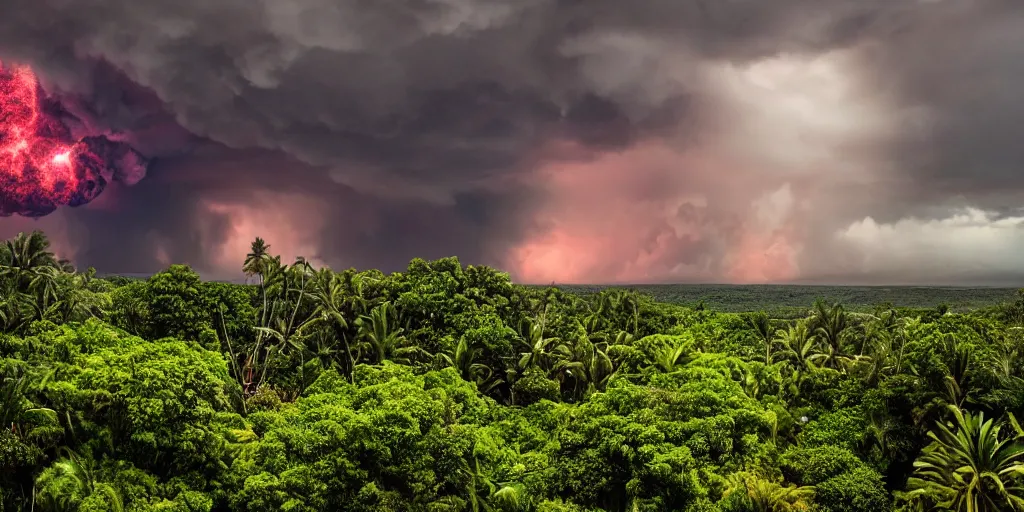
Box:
(726, 229, 800, 284)
(509, 143, 803, 284)
(200, 192, 329, 277)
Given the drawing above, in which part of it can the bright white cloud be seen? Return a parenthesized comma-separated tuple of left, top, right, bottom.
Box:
(704, 49, 897, 179)
(836, 207, 1024, 281)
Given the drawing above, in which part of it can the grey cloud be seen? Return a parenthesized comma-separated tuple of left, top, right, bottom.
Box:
(871, 2, 1024, 199)
(0, 0, 891, 181)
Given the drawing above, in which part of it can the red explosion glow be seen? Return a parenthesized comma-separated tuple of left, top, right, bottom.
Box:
(0, 61, 145, 217)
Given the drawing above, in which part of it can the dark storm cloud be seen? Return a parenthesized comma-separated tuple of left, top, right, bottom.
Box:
(867, 2, 1024, 197)
(0, 0, 885, 184)
(0, 0, 1023, 282)
(62, 147, 303, 274)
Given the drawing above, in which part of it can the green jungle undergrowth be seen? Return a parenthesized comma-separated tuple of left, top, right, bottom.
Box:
(3, 230, 1024, 512)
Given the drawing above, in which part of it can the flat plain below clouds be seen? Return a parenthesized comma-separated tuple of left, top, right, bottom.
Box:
(549, 284, 1019, 313)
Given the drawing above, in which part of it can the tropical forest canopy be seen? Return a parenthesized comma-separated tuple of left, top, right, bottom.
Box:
(2, 230, 1024, 512)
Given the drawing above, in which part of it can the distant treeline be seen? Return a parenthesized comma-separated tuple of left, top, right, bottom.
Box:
(544, 284, 1018, 314)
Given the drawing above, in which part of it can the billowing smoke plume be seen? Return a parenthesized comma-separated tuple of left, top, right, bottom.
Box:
(0, 0, 1023, 284)
(0, 62, 146, 217)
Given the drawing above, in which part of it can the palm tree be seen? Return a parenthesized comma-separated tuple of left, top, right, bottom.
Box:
(463, 439, 527, 512)
(993, 334, 1023, 381)
(774, 321, 815, 370)
(986, 334, 1024, 411)
(0, 231, 58, 282)
(35, 448, 123, 512)
(250, 258, 318, 392)
(0, 280, 33, 332)
(32, 270, 107, 325)
(861, 307, 900, 356)
(941, 336, 974, 408)
(253, 254, 284, 336)
(860, 328, 894, 388)
(515, 317, 568, 374)
(303, 328, 342, 372)
(253, 315, 308, 387)
(28, 265, 61, 309)
(590, 289, 642, 334)
(242, 237, 271, 283)
(652, 339, 691, 373)
(355, 302, 421, 364)
(0, 232, 78, 331)
(342, 271, 373, 317)
(543, 331, 613, 401)
(231, 246, 318, 396)
(436, 336, 502, 395)
(307, 269, 356, 381)
(617, 290, 641, 334)
(722, 471, 814, 511)
(575, 337, 615, 396)
(809, 301, 853, 370)
(906, 405, 1024, 511)
(0, 367, 58, 438)
(243, 238, 276, 371)
(748, 311, 775, 366)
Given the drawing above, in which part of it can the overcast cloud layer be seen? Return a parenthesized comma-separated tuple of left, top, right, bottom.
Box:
(1, 0, 1023, 284)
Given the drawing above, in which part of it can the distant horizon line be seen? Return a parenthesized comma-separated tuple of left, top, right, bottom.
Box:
(94, 271, 1023, 289)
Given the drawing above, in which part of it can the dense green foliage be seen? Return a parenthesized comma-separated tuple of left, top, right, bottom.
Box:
(3, 230, 1024, 511)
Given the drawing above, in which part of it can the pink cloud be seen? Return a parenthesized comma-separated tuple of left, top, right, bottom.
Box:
(508, 141, 806, 284)
(198, 192, 330, 279)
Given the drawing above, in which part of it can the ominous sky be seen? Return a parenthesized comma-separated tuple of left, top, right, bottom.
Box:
(1, 0, 1024, 284)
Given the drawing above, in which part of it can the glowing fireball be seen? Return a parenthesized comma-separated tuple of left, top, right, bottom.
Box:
(0, 61, 146, 217)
